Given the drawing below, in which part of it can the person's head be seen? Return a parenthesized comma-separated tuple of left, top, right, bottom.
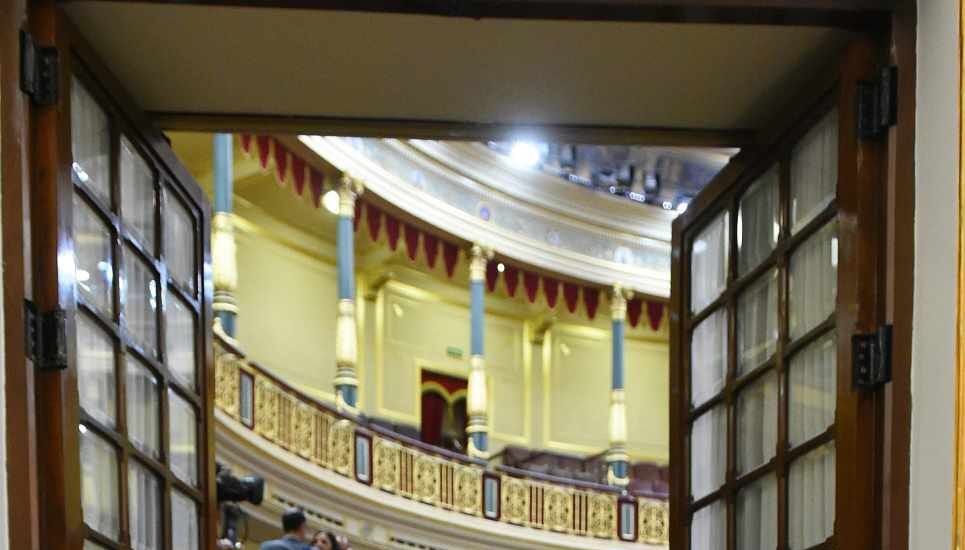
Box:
(281, 508, 308, 540)
(311, 530, 339, 550)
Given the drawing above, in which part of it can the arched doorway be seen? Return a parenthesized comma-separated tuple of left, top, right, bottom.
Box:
(420, 371, 468, 453)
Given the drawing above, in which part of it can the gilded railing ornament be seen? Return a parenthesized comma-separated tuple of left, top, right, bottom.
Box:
(330, 419, 355, 476)
(588, 493, 617, 539)
(501, 477, 529, 525)
(213, 335, 669, 547)
(639, 499, 670, 544)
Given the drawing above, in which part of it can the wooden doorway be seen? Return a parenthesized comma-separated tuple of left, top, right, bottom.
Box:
(669, 39, 886, 550)
(26, 6, 216, 550)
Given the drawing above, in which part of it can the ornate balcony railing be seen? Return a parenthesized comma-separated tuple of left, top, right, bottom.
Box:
(214, 333, 669, 546)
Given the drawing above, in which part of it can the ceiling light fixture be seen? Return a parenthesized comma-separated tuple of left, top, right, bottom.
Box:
(497, 262, 505, 273)
(509, 141, 541, 168)
(322, 189, 340, 215)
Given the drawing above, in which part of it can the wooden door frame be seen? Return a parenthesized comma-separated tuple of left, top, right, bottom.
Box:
(0, 3, 916, 550)
(1, 0, 40, 549)
(668, 30, 911, 550)
(0, 3, 218, 549)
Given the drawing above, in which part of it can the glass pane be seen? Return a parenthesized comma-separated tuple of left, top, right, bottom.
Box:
(120, 136, 157, 253)
(127, 358, 160, 458)
(691, 406, 726, 500)
(736, 372, 778, 474)
(736, 475, 778, 550)
(691, 308, 727, 407)
(123, 248, 158, 356)
(691, 500, 725, 550)
(691, 212, 729, 313)
(789, 333, 837, 446)
(789, 221, 837, 339)
(166, 295, 197, 391)
(737, 270, 779, 375)
(171, 490, 200, 550)
(789, 442, 836, 550)
(79, 426, 119, 540)
(74, 194, 114, 314)
(791, 110, 838, 233)
(169, 389, 198, 486)
(166, 190, 196, 292)
(76, 314, 116, 428)
(129, 460, 162, 550)
(738, 166, 780, 275)
(71, 78, 111, 204)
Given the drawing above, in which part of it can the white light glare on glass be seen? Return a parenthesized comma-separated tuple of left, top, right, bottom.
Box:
(662, 201, 674, 210)
(496, 262, 505, 273)
(677, 201, 689, 214)
(509, 141, 541, 168)
(322, 189, 340, 214)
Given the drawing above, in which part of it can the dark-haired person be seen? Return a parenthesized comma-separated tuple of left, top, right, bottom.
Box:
(260, 508, 312, 550)
(312, 530, 353, 550)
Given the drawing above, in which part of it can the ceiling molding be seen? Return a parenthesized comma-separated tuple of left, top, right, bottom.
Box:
(154, 112, 755, 148)
(302, 135, 672, 297)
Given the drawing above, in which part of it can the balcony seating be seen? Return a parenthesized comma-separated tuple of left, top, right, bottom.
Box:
(495, 445, 669, 498)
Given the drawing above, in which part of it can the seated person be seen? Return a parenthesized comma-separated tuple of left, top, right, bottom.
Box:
(260, 508, 312, 550)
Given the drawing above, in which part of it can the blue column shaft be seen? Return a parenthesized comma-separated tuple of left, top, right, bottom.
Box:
(213, 133, 236, 336)
(213, 133, 233, 212)
(612, 319, 624, 390)
(337, 216, 355, 300)
(470, 281, 485, 355)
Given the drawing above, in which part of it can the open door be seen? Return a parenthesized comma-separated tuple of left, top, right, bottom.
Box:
(669, 40, 884, 550)
(29, 7, 215, 550)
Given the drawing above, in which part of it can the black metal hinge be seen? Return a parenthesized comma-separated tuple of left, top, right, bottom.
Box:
(852, 325, 892, 391)
(857, 65, 898, 140)
(19, 30, 59, 106)
(25, 300, 68, 371)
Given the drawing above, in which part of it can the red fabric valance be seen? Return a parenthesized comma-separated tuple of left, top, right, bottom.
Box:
(240, 133, 667, 331)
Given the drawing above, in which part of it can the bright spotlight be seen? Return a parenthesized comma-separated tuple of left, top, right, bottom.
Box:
(676, 201, 689, 214)
(322, 189, 340, 214)
(509, 141, 541, 168)
(496, 262, 505, 273)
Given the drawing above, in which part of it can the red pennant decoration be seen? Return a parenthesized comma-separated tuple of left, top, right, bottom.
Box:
(523, 271, 540, 303)
(240, 134, 253, 153)
(386, 215, 401, 251)
(291, 155, 306, 196)
(627, 298, 643, 328)
(584, 287, 600, 320)
(423, 234, 440, 268)
(442, 241, 459, 277)
(543, 277, 559, 309)
(273, 141, 289, 185)
(255, 135, 272, 168)
(504, 267, 519, 297)
(309, 170, 324, 208)
(403, 223, 420, 260)
(646, 301, 666, 331)
(563, 283, 579, 313)
(366, 204, 383, 241)
(486, 262, 499, 292)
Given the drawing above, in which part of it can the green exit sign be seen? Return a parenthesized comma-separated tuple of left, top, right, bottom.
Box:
(446, 346, 464, 359)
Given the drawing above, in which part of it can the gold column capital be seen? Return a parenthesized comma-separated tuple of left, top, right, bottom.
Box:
(337, 174, 365, 218)
(469, 244, 494, 282)
(610, 284, 632, 321)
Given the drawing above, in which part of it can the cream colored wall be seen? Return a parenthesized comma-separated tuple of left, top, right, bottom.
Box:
(230, 203, 669, 461)
(232, 202, 339, 403)
(911, 1, 958, 548)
